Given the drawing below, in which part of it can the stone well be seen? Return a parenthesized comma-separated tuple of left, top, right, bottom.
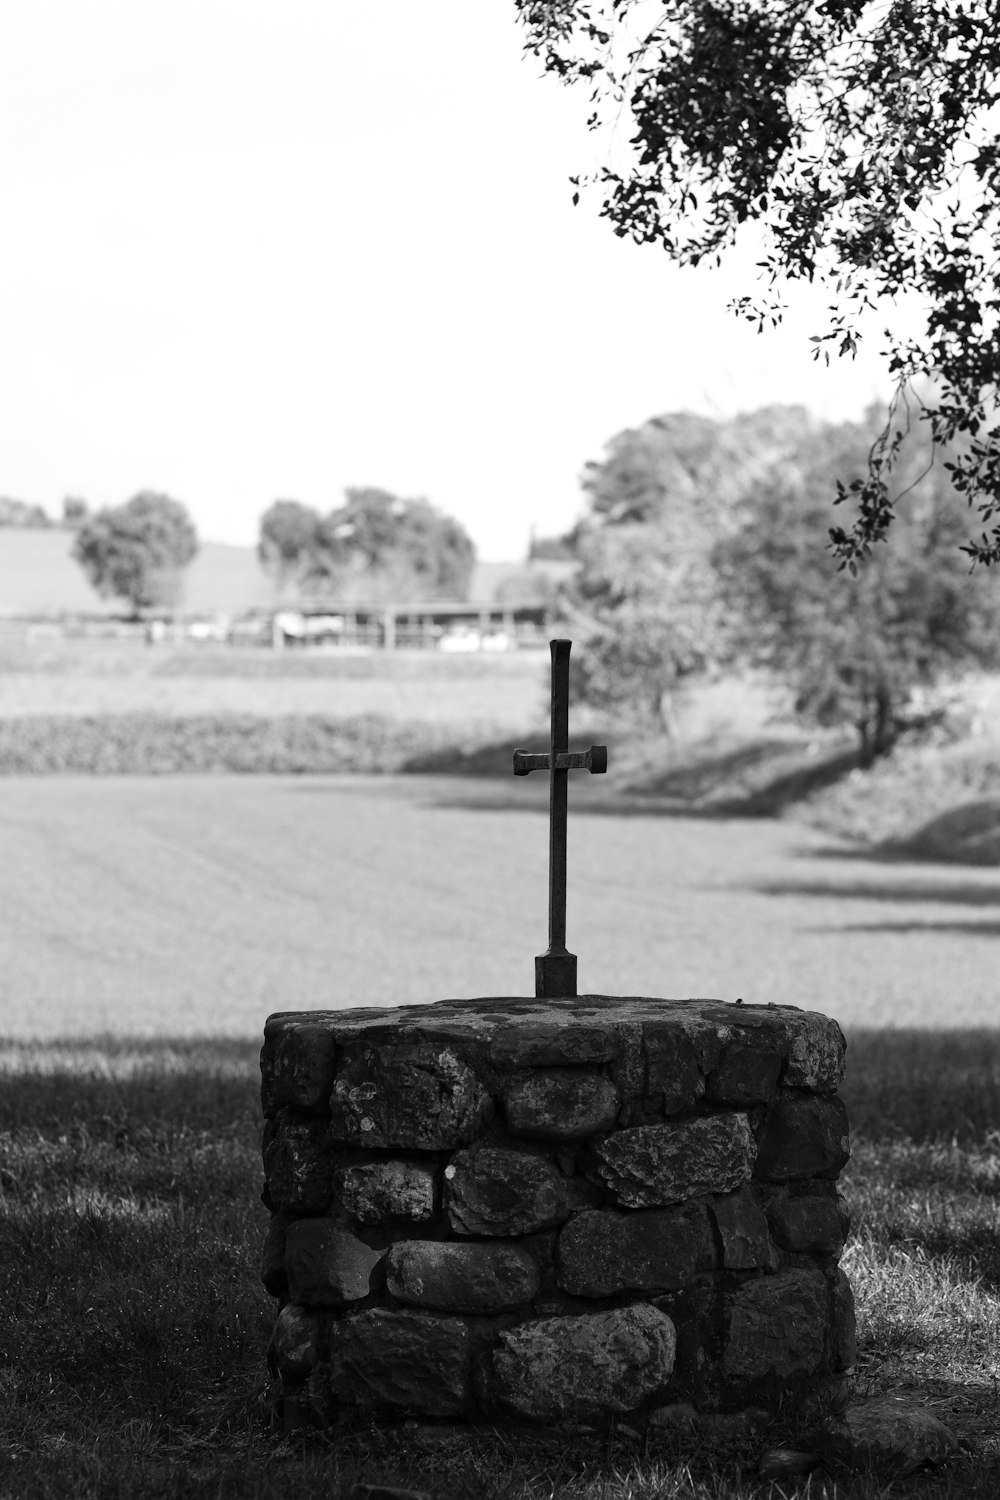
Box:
(259, 995, 855, 1432)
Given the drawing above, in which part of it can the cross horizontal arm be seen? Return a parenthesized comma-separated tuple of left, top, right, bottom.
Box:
(512, 745, 608, 776)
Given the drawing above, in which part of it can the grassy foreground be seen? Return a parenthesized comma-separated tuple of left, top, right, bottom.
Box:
(1, 1032, 999, 1498)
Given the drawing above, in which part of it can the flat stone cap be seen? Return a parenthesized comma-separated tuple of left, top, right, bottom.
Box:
(264, 995, 845, 1093)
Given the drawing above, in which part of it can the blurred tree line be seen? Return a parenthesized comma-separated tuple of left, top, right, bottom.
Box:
(258, 489, 476, 604)
(563, 405, 1000, 763)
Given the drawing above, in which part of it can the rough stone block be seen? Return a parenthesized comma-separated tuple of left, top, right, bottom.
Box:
(333, 1160, 437, 1225)
(329, 1308, 471, 1415)
(488, 1022, 619, 1069)
(587, 1114, 756, 1208)
(708, 1188, 774, 1269)
(261, 1211, 290, 1296)
(270, 1303, 320, 1381)
(445, 1147, 570, 1236)
(819, 1398, 958, 1476)
(329, 1042, 493, 1149)
(261, 1021, 338, 1117)
(502, 1070, 620, 1142)
(831, 1267, 857, 1372)
(722, 1267, 829, 1383)
(653, 1277, 719, 1398)
(694, 1004, 844, 1094)
(558, 1204, 715, 1296)
(705, 1044, 782, 1106)
(763, 1188, 850, 1257)
(783, 1017, 847, 1092)
(262, 1110, 334, 1215)
(285, 1218, 385, 1306)
(642, 1027, 702, 1115)
(386, 1240, 540, 1313)
(754, 1095, 850, 1182)
(490, 1304, 676, 1422)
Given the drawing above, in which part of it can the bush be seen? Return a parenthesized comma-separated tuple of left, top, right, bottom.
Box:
(0, 715, 461, 775)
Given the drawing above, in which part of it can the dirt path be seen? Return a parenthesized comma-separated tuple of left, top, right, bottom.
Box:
(2, 774, 997, 1038)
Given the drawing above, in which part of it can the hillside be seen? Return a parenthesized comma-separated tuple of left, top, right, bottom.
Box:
(0, 529, 529, 617)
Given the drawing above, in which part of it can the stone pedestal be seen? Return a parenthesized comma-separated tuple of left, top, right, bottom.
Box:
(259, 996, 854, 1432)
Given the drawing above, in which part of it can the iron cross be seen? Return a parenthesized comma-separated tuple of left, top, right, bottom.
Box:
(513, 639, 607, 998)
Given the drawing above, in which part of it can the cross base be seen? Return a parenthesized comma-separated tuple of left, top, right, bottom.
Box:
(535, 950, 577, 999)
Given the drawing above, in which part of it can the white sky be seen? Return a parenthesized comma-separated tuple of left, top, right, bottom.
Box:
(0, 0, 907, 561)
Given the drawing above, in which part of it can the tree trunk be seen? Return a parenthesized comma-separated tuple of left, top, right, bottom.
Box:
(857, 691, 897, 766)
(872, 688, 897, 759)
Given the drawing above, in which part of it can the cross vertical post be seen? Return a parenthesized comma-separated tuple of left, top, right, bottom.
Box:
(513, 639, 607, 997)
(547, 637, 570, 966)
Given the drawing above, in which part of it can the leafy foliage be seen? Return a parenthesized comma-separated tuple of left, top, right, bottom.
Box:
(564, 408, 806, 729)
(528, 527, 580, 561)
(257, 500, 320, 589)
(567, 522, 721, 732)
(71, 492, 198, 616)
(0, 496, 50, 528)
(715, 405, 1000, 759)
(62, 495, 89, 529)
(257, 489, 476, 603)
(0, 713, 460, 774)
(517, 0, 1000, 564)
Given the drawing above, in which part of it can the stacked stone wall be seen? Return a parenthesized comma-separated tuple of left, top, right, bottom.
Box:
(260, 996, 855, 1432)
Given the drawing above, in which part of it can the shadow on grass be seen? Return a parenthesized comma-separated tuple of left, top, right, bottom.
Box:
(814, 920, 1000, 936)
(406, 732, 864, 821)
(840, 1027, 1000, 1144)
(877, 800, 1000, 866)
(404, 735, 539, 778)
(0, 1034, 262, 1132)
(748, 877, 1000, 905)
(623, 737, 861, 816)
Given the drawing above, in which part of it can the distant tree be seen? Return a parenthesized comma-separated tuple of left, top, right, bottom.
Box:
(72, 492, 199, 616)
(716, 409, 1000, 762)
(61, 496, 88, 529)
(257, 488, 476, 603)
(518, 1, 1000, 565)
(579, 407, 809, 529)
(258, 500, 322, 590)
(528, 526, 579, 561)
(0, 497, 50, 528)
(566, 523, 722, 733)
(565, 407, 809, 731)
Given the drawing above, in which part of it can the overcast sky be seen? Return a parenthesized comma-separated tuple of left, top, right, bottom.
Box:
(1, 1, 909, 560)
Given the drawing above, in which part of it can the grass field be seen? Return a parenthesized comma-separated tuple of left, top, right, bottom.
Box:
(3, 647, 1000, 1493)
(0, 643, 557, 728)
(1, 1029, 999, 1498)
(4, 773, 1000, 1038)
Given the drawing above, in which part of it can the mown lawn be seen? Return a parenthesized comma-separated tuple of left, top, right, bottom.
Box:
(0, 643, 554, 728)
(0, 1029, 999, 1499)
(3, 774, 1000, 1037)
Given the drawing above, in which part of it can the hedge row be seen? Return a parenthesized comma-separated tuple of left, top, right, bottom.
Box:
(0, 714, 466, 775)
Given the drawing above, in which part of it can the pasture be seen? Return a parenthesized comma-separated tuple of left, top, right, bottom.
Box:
(0, 642, 555, 728)
(3, 644, 1000, 1494)
(4, 772, 1000, 1037)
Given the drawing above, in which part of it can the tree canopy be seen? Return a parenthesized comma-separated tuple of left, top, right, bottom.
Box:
(517, 0, 1000, 565)
(563, 408, 760, 727)
(715, 407, 1000, 758)
(72, 492, 199, 616)
(567, 404, 1000, 752)
(257, 489, 476, 603)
